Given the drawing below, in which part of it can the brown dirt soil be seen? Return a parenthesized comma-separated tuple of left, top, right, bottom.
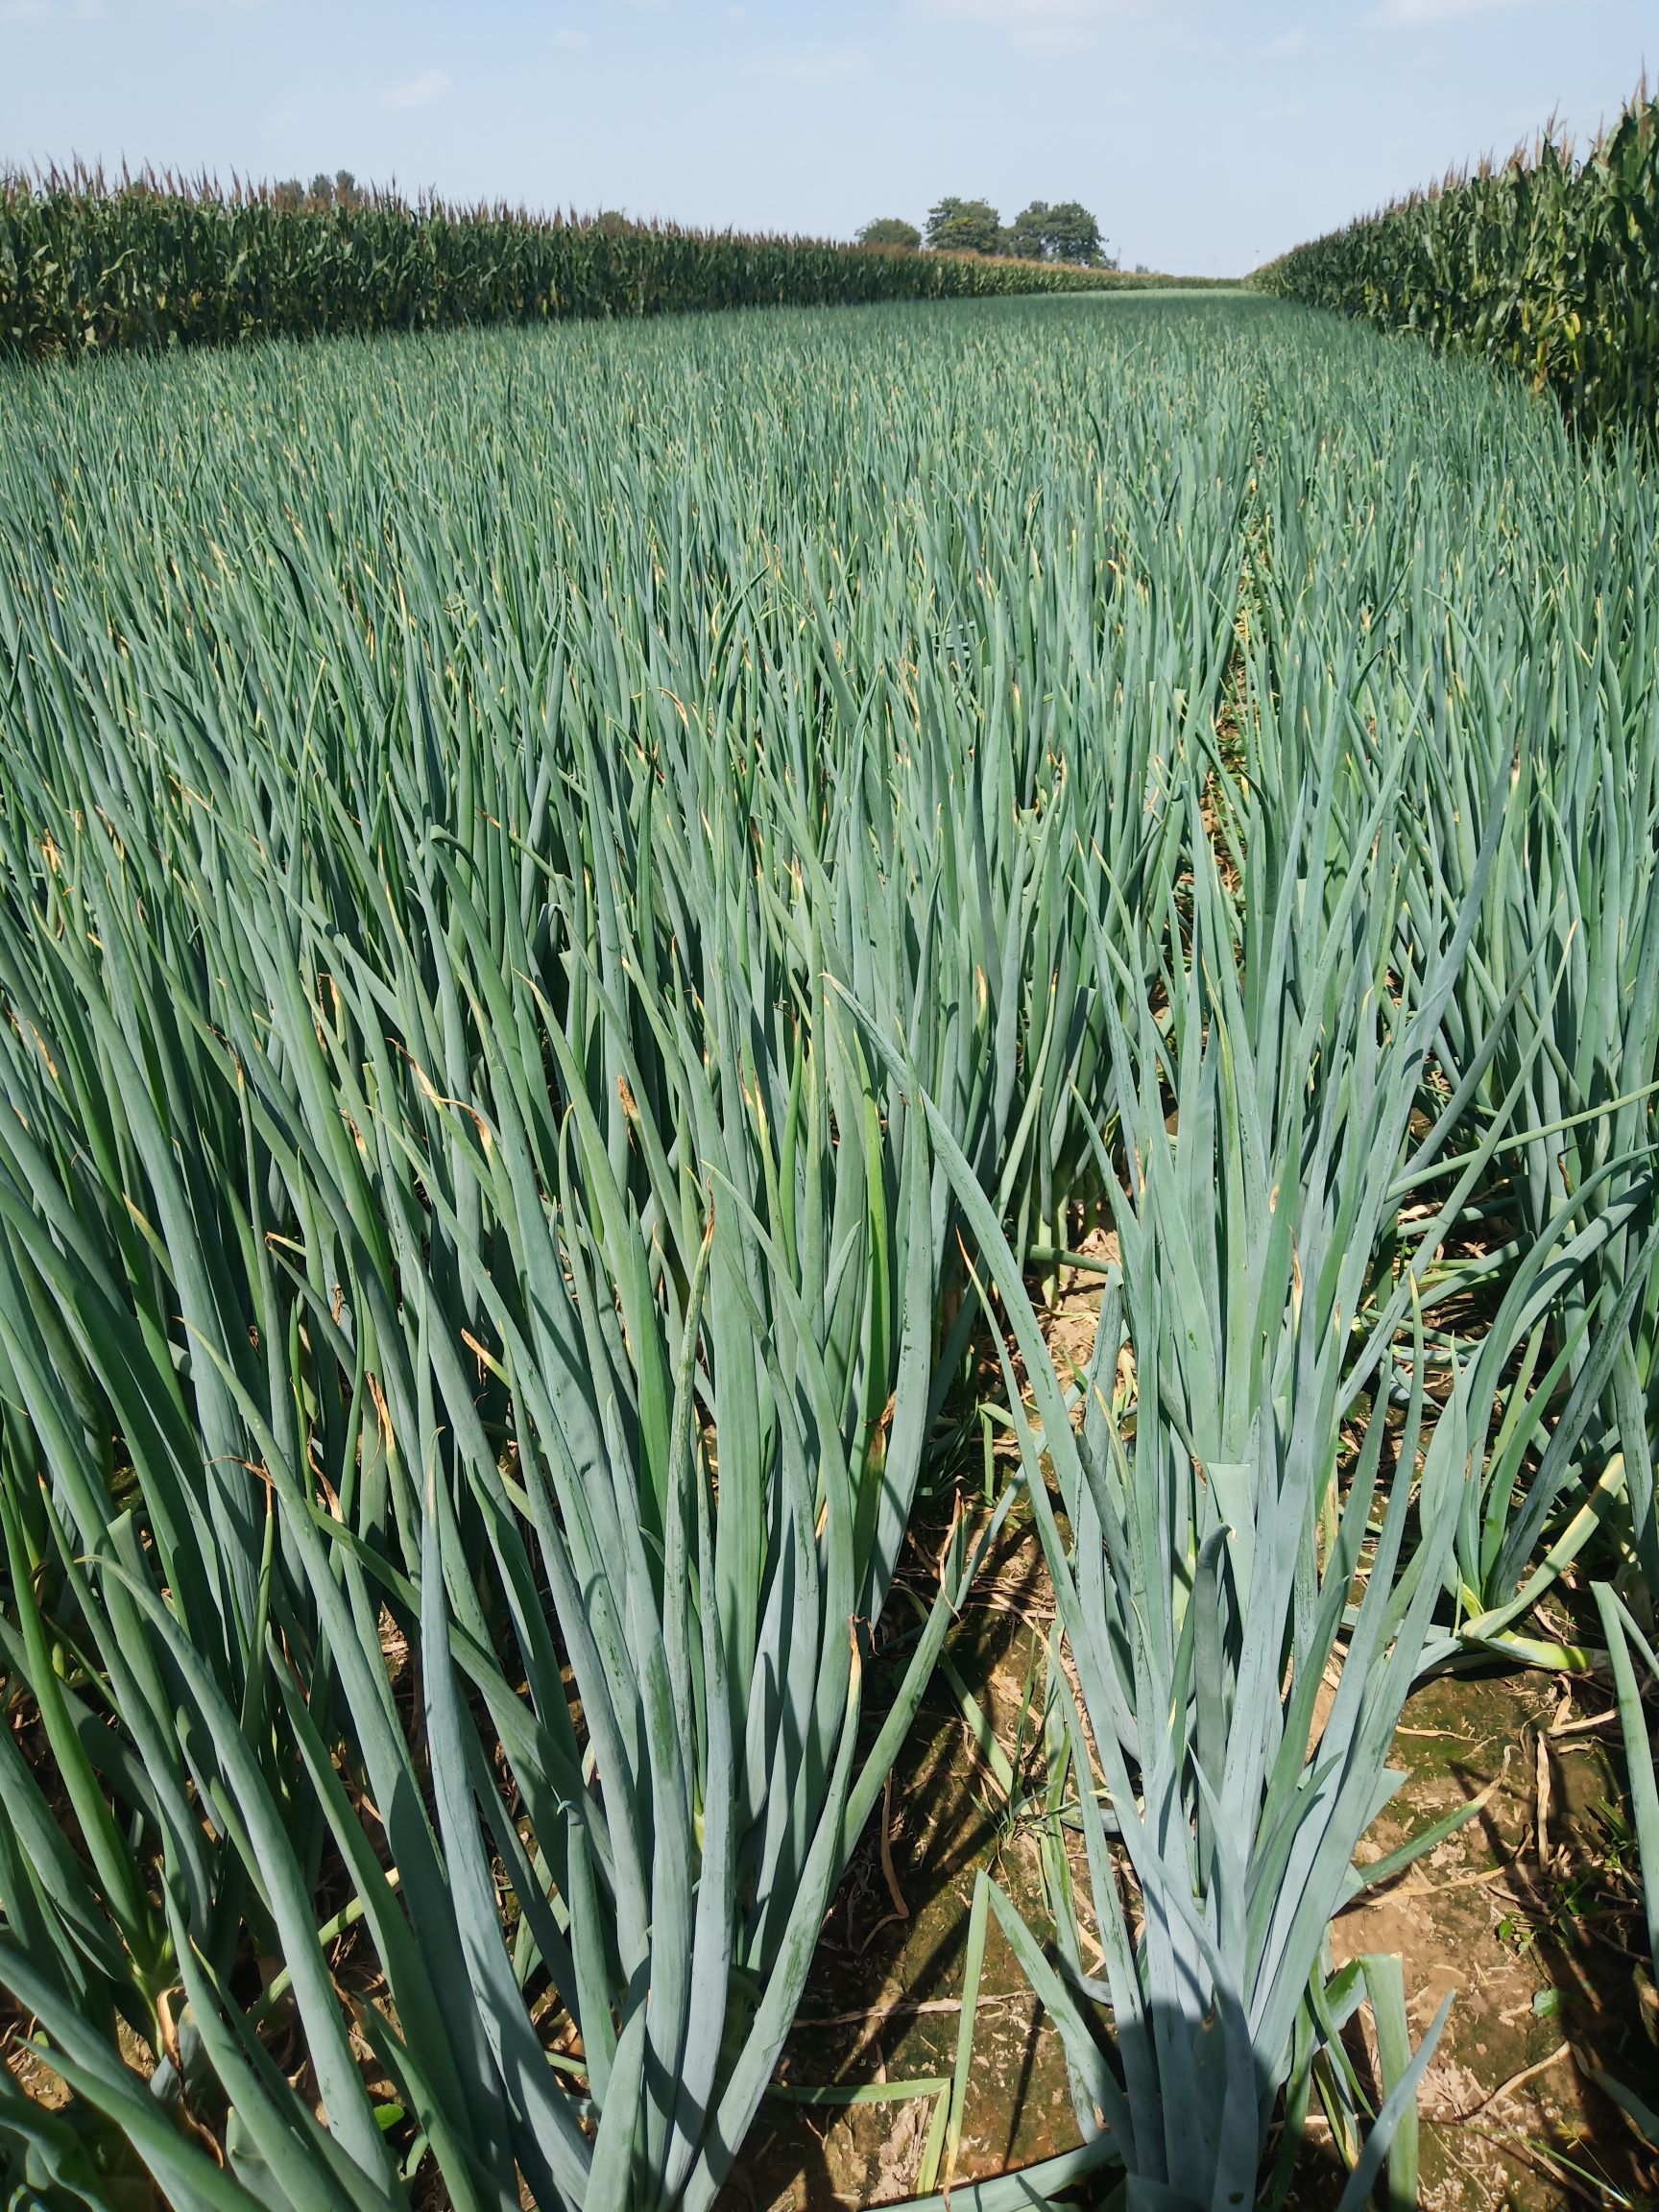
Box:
(1334, 1669, 1659, 2211)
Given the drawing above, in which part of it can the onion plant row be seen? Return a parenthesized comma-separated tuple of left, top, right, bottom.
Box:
(0, 293, 1655, 2211)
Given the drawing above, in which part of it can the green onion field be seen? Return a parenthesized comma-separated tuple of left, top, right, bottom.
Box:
(1, 287, 1656, 2210)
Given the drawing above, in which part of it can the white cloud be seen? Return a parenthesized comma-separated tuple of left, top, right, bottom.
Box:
(742, 43, 871, 86)
(1266, 26, 1307, 53)
(553, 26, 588, 45)
(1371, 0, 1537, 21)
(384, 67, 451, 109)
(911, 0, 1139, 56)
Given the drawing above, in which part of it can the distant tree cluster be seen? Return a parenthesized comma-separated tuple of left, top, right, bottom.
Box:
(857, 215, 924, 251)
(272, 170, 370, 213)
(858, 198, 1113, 268)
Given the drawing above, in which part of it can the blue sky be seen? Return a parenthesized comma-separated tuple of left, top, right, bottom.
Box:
(0, 0, 1650, 276)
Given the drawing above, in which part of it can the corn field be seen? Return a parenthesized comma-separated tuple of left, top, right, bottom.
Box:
(0, 169, 1198, 364)
(1254, 82, 1659, 430)
(0, 289, 1656, 2212)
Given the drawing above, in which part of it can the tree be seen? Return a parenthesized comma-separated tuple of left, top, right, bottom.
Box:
(925, 197, 1000, 256)
(303, 170, 363, 212)
(1044, 200, 1105, 266)
(858, 216, 923, 251)
(1003, 201, 1051, 260)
